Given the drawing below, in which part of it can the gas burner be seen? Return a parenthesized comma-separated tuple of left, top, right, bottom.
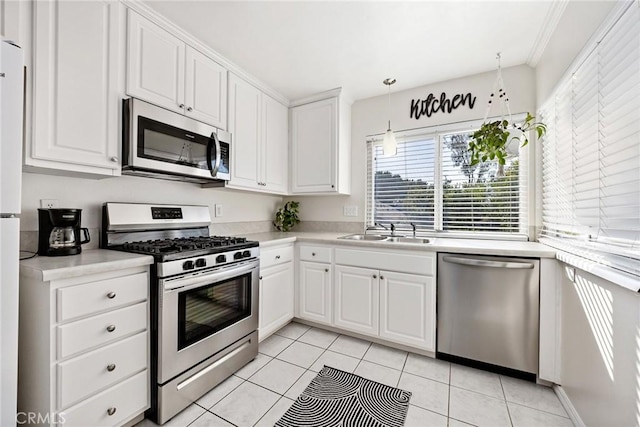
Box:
(120, 235, 252, 258)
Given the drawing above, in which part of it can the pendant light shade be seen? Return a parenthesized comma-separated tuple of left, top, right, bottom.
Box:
(382, 78, 397, 156)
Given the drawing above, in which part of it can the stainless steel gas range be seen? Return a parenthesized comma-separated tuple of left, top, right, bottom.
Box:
(101, 203, 259, 424)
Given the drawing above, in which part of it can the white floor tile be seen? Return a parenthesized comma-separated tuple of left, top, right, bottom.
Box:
(284, 370, 318, 399)
(297, 327, 339, 348)
(363, 343, 408, 371)
(210, 381, 280, 426)
(276, 341, 324, 368)
(188, 411, 234, 427)
(449, 386, 511, 427)
(328, 335, 371, 358)
(163, 403, 207, 426)
(354, 360, 402, 388)
(450, 364, 504, 399)
(500, 376, 567, 417)
(404, 405, 448, 427)
(196, 375, 244, 409)
(398, 372, 449, 416)
(508, 401, 574, 427)
(234, 353, 273, 379)
(448, 418, 476, 427)
(259, 334, 294, 357)
(248, 358, 306, 394)
(274, 321, 310, 340)
(404, 353, 450, 384)
(309, 350, 361, 373)
(254, 397, 295, 427)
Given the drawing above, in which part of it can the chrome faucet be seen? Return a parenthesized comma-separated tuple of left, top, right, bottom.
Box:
(390, 223, 398, 236)
(410, 222, 416, 238)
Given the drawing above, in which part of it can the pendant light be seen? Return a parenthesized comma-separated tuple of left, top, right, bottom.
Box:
(382, 78, 397, 156)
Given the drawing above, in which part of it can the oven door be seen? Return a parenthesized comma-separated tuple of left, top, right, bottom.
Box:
(158, 259, 258, 383)
(124, 98, 230, 181)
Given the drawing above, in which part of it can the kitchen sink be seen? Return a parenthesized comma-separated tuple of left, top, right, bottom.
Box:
(386, 236, 431, 244)
(338, 234, 388, 241)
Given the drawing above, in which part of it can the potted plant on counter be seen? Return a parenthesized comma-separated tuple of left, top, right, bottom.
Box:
(273, 201, 300, 232)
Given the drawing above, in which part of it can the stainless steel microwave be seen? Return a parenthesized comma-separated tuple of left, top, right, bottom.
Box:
(122, 98, 230, 184)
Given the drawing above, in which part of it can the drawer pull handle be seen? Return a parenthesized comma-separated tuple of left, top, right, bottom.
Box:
(324, 268, 329, 273)
(106, 325, 116, 333)
(312, 252, 316, 256)
(107, 407, 116, 416)
(107, 364, 116, 372)
(106, 292, 116, 299)
(275, 255, 280, 259)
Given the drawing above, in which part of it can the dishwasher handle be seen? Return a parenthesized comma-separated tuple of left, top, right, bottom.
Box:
(442, 256, 534, 269)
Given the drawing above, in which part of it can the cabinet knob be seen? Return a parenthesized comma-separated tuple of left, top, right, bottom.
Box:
(106, 364, 116, 372)
(179, 104, 185, 109)
(106, 292, 116, 299)
(373, 274, 377, 279)
(110, 156, 119, 163)
(275, 255, 280, 259)
(331, 185, 335, 188)
(380, 275, 384, 280)
(106, 325, 116, 333)
(107, 408, 117, 416)
(324, 268, 329, 273)
(187, 106, 193, 112)
(312, 252, 316, 256)
(259, 276, 263, 280)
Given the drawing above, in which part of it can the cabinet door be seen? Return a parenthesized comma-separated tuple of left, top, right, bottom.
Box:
(290, 97, 337, 193)
(379, 271, 435, 351)
(334, 265, 379, 336)
(259, 262, 294, 341)
(298, 261, 332, 325)
(127, 10, 185, 114)
(227, 74, 261, 190)
(184, 47, 227, 129)
(1, 0, 24, 45)
(30, 0, 123, 173)
(262, 95, 289, 194)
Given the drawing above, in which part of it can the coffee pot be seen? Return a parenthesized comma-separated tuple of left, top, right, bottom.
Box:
(38, 209, 90, 256)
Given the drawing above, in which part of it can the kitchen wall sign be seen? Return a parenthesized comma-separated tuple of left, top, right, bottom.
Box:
(410, 91, 476, 120)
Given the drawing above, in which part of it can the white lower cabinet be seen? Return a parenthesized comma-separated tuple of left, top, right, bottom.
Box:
(259, 244, 294, 341)
(298, 261, 332, 325)
(334, 265, 379, 336)
(379, 271, 435, 350)
(18, 264, 151, 427)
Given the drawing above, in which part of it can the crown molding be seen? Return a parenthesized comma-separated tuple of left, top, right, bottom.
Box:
(289, 87, 343, 108)
(121, 0, 290, 106)
(526, 0, 570, 67)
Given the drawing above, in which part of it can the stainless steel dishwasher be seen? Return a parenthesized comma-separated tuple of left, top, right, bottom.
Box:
(437, 253, 540, 378)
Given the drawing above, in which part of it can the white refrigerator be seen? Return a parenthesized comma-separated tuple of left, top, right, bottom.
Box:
(0, 39, 24, 427)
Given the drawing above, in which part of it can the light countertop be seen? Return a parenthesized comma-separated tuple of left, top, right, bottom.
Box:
(247, 232, 557, 258)
(20, 249, 154, 282)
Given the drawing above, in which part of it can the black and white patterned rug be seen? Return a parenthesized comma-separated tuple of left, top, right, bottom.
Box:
(276, 366, 412, 427)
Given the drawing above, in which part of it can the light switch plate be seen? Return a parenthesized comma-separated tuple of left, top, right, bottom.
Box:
(215, 204, 223, 217)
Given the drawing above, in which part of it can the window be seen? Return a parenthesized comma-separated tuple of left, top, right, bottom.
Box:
(366, 126, 528, 239)
(539, 3, 640, 276)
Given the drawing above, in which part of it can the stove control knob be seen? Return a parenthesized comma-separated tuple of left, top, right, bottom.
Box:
(234, 252, 243, 260)
(242, 250, 251, 258)
(216, 254, 227, 264)
(183, 260, 195, 270)
(195, 258, 207, 268)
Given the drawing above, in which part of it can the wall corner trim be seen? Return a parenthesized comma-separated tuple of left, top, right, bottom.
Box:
(526, 0, 570, 67)
(554, 385, 587, 427)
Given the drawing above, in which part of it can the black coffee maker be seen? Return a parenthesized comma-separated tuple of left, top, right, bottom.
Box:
(38, 209, 91, 256)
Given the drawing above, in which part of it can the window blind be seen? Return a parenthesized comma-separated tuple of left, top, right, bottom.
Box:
(540, 3, 640, 275)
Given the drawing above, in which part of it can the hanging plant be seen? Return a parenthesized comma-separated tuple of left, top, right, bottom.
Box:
(273, 201, 300, 232)
(469, 112, 546, 166)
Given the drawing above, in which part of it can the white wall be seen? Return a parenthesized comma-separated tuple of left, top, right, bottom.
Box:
(291, 64, 536, 224)
(535, 1, 615, 107)
(20, 172, 282, 231)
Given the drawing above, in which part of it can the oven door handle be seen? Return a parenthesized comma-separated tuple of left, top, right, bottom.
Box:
(206, 131, 221, 178)
(161, 260, 258, 292)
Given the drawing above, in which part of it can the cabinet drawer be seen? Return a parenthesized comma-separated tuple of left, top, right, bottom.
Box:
(299, 245, 332, 263)
(58, 332, 147, 409)
(261, 245, 293, 269)
(57, 272, 148, 322)
(61, 370, 148, 427)
(58, 302, 147, 359)
(335, 248, 435, 276)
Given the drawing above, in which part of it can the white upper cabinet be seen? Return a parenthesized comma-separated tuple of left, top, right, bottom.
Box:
(290, 89, 351, 194)
(27, 0, 124, 177)
(126, 10, 227, 129)
(227, 73, 288, 194)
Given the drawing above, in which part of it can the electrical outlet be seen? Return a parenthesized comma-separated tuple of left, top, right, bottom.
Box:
(215, 204, 223, 217)
(343, 205, 358, 217)
(40, 199, 59, 209)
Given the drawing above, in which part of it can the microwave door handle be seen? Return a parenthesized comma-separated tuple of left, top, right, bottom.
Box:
(207, 132, 221, 178)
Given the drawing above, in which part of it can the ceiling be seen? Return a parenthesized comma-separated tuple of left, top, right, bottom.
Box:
(144, 1, 559, 102)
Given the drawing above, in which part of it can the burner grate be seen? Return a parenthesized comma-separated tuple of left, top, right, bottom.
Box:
(122, 236, 249, 255)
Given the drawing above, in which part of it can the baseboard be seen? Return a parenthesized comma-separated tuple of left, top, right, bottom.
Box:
(554, 385, 585, 427)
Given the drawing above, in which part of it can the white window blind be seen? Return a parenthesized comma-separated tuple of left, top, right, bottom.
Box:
(540, 3, 640, 275)
(367, 126, 528, 238)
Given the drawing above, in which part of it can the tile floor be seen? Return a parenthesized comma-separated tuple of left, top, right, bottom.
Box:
(137, 321, 573, 427)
